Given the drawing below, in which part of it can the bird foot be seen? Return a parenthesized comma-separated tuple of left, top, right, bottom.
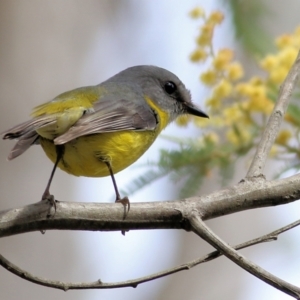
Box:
(116, 196, 130, 235)
(41, 192, 57, 218)
(116, 196, 130, 218)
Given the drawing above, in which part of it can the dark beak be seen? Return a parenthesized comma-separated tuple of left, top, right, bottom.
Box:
(185, 103, 209, 118)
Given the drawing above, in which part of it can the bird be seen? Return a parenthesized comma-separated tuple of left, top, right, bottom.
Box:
(2, 65, 208, 213)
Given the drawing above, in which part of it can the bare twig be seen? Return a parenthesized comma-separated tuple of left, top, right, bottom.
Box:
(1, 217, 300, 291)
(247, 51, 300, 178)
(189, 212, 300, 299)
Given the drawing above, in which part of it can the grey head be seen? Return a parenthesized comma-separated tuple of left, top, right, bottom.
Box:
(104, 65, 209, 122)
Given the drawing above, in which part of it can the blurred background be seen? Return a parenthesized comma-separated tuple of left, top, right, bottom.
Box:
(1, 1, 300, 299)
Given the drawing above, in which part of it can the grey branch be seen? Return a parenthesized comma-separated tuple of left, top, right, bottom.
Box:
(1, 172, 300, 236)
(189, 213, 300, 298)
(1, 216, 299, 291)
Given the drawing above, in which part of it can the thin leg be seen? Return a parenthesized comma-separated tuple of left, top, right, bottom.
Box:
(42, 145, 64, 213)
(104, 161, 130, 217)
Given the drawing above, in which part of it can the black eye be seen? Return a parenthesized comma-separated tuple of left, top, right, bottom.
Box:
(164, 81, 177, 94)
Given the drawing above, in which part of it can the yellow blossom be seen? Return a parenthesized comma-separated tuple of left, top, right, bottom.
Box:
(190, 48, 208, 62)
(235, 81, 269, 104)
(260, 54, 277, 72)
(249, 76, 264, 86)
(212, 79, 232, 99)
(226, 127, 251, 146)
(248, 84, 265, 97)
(176, 115, 190, 127)
(204, 132, 219, 144)
(269, 66, 289, 84)
(275, 129, 292, 145)
(189, 7, 205, 19)
(275, 34, 293, 49)
(237, 84, 273, 113)
(284, 113, 299, 126)
(223, 105, 244, 125)
(240, 101, 250, 111)
(262, 42, 297, 77)
(200, 69, 218, 85)
(235, 82, 256, 97)
(197, 23, 213, 46)
(247, 96, 274, 114)
(207, 11, 224, 25)
(262, 47, 297, 84)
(213, 48, 233, 70)
(206, 96, 221, 109)
(278, 46, 298, 68)
(226, 62, 244, 81)
(275, 31, 300, 49)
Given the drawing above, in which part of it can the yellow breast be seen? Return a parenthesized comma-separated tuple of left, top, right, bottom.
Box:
(40, 130, 157, 177)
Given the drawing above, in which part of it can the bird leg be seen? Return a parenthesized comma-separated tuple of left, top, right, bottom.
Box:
(42, 145, 64, 215)
(104, 161, 130, 219)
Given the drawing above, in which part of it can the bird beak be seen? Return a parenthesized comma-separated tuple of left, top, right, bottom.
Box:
(185, 103, 209, 118)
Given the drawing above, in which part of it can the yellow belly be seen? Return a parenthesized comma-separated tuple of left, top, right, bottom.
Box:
(40, 130, 157, 177)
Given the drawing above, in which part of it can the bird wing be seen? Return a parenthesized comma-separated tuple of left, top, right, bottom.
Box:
(2, 94, 157, 158)
(54, 96, 157, 145)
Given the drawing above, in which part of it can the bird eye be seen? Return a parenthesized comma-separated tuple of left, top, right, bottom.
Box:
(164, 81, 177, 95)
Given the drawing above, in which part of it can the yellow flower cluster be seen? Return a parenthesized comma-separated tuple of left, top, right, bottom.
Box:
(185, 7, 299, 155)
(189, 9, 225, 61)
(235, 78, 273, 114)
(261, 33, 298, 84)
(275, 130, 292, 146)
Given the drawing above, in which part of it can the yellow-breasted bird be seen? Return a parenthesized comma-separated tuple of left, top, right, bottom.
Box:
(2, 65, 208, 211)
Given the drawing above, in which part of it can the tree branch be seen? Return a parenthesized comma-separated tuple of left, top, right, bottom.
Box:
(246, 51, 300, 178)
(189, 212, 300, 299)
(1, 172, 300, 237)
(1, 216, 299, 291)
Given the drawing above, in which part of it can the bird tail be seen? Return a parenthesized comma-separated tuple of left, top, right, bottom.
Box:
(2, 117, 55, 160)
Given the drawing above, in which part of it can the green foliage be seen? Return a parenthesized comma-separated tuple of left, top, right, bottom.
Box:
(227, 0, 273, 55)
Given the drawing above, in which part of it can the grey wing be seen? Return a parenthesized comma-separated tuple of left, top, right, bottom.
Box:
(54, 97, 157, 145)
(2, 116, 56, 160)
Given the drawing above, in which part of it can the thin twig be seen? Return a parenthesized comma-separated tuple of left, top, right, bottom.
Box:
(1, 217, 300, 291)
(247, 51, 300, 178)
(189, 212, 300, 299)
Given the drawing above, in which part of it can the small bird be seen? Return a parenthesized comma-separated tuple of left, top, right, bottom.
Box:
(2, 65, 208, 212)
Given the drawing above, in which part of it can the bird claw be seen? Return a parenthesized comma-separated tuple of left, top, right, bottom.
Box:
(41, 192, 57, 218)
(115, 196, 130, 235)
(116, 196, 130, 218)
